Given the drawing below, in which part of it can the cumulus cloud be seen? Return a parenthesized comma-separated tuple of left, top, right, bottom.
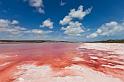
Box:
(60, 5, 92, 25)
(87, 33, 97, 38)
(31, 29, 52, 34)
(41, 19, 53, 29)
(87, 21, 124, 38)
(0, 19, 52, 38)
(61, 21, 84, 36)
(11, 20, 19, 25)
(31, 29, 43, 34)
(0, 19, 10, 28)
(25, 0, 44, 13)
(0, 19, 27, 35)
(60, 5, 91, 36)
(69, 5, 92, 19)
(60, 16, 72, 25)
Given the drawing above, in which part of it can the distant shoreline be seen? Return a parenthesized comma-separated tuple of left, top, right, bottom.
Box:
(0, 40, 75, 44)
(0, 40, 124, 43)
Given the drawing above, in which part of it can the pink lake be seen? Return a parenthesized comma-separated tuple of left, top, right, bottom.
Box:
(0, 43, 124, 82)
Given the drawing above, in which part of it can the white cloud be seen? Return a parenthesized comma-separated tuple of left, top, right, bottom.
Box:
(0, 19, 26, 35)
(60, 0, 66, 6)
(0, 19, 52, 37)
(60, 5, 91, 25)
(25, 0, 44, 13)
(61, 21, 84, 36)
(87, 21, 124, 38)
(31, 29, 52, 34)
(0, 19, 10, 28)
(87, 33, 98, 38)
(41, 19, 53, 29)
(12, 20, 19, 25)
(29, 0, 43, 7)
(69, 5, 92, 19)
(31, 29, 43, 34)
(60, 5, 91, 36)
(60, 16, 72, 25)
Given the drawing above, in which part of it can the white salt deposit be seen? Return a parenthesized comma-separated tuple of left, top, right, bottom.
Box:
(79, 43, 124, 55)
(13, 64, 122, 82)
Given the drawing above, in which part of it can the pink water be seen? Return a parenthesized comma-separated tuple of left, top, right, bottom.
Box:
(0, 43, 124, 82)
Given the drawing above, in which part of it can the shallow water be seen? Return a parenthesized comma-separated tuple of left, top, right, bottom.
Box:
(0, 43, 124, 82)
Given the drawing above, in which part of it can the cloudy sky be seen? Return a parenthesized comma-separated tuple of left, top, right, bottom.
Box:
(0, 0, 124, 41)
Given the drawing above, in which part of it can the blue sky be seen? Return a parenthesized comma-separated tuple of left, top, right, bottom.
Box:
(0, 0, 124, 41)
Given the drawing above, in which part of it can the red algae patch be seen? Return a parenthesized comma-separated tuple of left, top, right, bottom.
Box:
(0, 43, 124, 82)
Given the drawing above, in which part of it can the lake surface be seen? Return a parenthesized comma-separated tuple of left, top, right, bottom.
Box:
(0, 43, 124, 82)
